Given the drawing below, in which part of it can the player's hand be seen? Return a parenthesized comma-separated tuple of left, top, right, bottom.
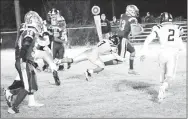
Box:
(36, 67, 42, 72)
(140, 55, 145, 62)
(122, 58, 126, 62)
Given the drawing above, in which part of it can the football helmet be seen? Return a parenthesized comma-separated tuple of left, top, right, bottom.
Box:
(24, 11, 43, 33)
(160, 12, 173, 23)
(125, 5, 139, 17)
(109, 35, 120, 46)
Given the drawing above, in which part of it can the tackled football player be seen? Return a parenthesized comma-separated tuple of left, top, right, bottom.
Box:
(56, 35, 126, 81)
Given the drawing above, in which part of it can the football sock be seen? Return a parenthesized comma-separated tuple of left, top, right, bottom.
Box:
(92, 67, 104, 74)
(130, 59, 134, 70)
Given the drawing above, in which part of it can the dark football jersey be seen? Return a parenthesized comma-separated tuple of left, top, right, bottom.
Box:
(118, 14, 137, 39)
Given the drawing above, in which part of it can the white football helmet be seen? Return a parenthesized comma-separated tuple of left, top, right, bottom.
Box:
(126, 5, 139, 17)
(24, 11, 43, 33)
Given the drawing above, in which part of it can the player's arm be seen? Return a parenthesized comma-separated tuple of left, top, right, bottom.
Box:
(177, 26, 185, 51)
(112, 52, 126, 62)
(110, 45, 126, 62)
(140, 26, 158, 61)
(141, 26, 158, 54)
(177, 37, 185, 51)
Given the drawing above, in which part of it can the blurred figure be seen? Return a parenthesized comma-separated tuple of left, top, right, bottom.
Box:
(144, 12, 154, 23)
(47, 8, 68, 70)
(101, 14, 111, 39)
(111, 16, 119, 26)
(111, 16, 119, 36)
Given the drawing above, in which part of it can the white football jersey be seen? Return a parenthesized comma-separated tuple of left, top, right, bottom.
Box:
(96, 39, 115, 54)
(152, 22, 184, 51)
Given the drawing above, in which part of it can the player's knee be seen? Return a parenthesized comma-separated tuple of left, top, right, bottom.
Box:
(130, 51, 135, 60)
(8, 80, 24, 90)
(100, 64, 105, 69)
(49, 63, 58, 72)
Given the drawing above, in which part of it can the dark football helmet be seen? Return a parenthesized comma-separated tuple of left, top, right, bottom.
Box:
(160, 12, 173, 23)
(109, 35, 120, 46)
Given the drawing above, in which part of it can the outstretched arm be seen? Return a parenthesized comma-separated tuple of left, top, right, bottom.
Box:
(140, 31, 157, 61)
(112, 52, 126, 62)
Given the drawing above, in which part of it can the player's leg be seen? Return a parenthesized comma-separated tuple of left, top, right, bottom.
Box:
(7, 62, 30, 114)
(85, 57, 105, 81)
(127, 41, 139, 75)
(8, 88, 28, 114)
(7, 49, 24, 91)
(158, 61, 167, 101)
(52, 42, 58, 60)
(158, 53, 178, 101)
(4, 57, 24, 109)
(27, 65, 43, 107)
(104, 59, 123, 65)
(72, 49, 91, 63)
(41, 50, 60, 86)
(57, 45, 65, 70)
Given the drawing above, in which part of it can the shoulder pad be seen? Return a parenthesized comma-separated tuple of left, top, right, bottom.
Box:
(177, 25, 183, 31)
(152, 25, 161, 32)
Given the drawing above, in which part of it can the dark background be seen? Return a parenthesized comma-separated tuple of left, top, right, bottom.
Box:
(0, 0, 187, 30)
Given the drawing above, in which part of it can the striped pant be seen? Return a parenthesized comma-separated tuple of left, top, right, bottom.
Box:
(117, 38, 135, 58)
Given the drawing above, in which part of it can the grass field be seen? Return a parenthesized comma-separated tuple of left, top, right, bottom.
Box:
(1, 44, 187, 118)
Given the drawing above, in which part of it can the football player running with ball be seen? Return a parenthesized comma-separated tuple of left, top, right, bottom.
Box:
(140, 12, 185, 102)
(118, 5, 143, 75)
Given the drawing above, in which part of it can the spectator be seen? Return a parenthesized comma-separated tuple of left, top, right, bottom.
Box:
(111, 16, 119, 26)
(111, 16, 119, 35)
(101, 14, 111, 39)
(144, 12, 154, 23)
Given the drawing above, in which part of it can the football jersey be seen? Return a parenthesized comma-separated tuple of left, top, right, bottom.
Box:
(118, 14, 137, 38)
(96, 39, 115, 54)
(152, 22, 184, 51)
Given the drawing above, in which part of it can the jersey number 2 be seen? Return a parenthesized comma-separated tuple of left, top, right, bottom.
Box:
(168, 29, 175, 41)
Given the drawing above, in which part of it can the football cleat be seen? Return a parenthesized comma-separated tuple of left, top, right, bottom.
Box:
(8, 106, 19, 114)
(158, 85, 166, 102)
(84, 69, 91, 81)
(128, 69, 139, 75)
(4, 89, 13, 108)
(53, 71, 61, 86)
(67, 63, 71, 69)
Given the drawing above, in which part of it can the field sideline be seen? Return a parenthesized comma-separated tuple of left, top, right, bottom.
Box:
(1, 43, 186, 118)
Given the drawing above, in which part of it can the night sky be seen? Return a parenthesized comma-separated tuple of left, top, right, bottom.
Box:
(19, 0, 187, 19)
(90, 0, 187, 19)
(0, 0, 187, 29)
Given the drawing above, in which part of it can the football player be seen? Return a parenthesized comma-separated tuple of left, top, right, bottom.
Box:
(140, 12, 185, 102)
(118, 5, 142, 75)
(56, 36, 126, 81)
(5, 11, 61, 114)
(48, 8, 67, 70)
